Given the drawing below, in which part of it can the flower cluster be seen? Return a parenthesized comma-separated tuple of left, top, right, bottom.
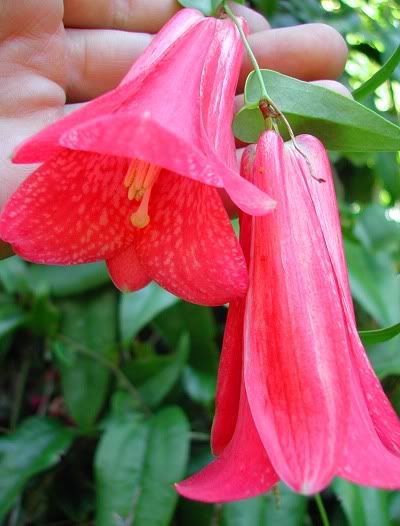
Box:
(1, 8, 399, 504)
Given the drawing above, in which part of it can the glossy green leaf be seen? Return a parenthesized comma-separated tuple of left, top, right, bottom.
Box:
(95, 407, 189, 526)
(222, 483, 307, 526)
(55, 289, 117, 429)
(123, 334, 189, 407)
(119, 283, 178, 343)
(352, 45, 400, 101)
(0, 417, 75, 519)
(359, 322, 400, 345)
(28, 262, 110, 297)
(234, 69, 400, 151)
(333, 479, 391, 526)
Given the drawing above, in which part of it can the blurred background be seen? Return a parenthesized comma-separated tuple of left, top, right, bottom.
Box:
(0, 0, 399, 524)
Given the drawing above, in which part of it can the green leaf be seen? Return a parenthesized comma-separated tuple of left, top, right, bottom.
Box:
(28, 262, 110, 297)
(235, 69, 400, 151)
(177, 0, 222, 16)
(353, 204, 400, 254)
(344, 239, 400, 326)
(119, 283, 178, 343)
(0, 303, 26, 340)
(222, 483, 307, 526)
(0, 417, 75, 519)
(55, 289, 117, 430)
(353, 45, 400, 101)
(153, 303, 219, 404)
(0, 257, 30, 295)
(359, 322, 400, 345)
(367, 336, 400, 379)
(95, 406, 189, 526)
(123, 334, 189, 407)
(333, 479, 391, 526)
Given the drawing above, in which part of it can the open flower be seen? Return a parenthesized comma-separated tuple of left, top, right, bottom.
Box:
(0, 9, 275, 306)
(176, 130, 400, 501)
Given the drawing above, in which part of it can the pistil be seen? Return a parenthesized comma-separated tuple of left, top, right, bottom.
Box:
(124, 160, 161, 228)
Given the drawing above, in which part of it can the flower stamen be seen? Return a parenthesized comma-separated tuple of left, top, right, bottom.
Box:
(124, 160, 161, 228)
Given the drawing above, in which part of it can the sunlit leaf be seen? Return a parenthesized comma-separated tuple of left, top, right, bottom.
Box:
(352, 45, 400, 101)
(234, 69, 400, 151)
(360, 322, 400, 345)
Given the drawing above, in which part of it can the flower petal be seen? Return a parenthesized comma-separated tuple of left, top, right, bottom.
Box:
(294, 134, 400, 455)
(176, 385, 278, 503)
(60, 114, 276, 216)
(338, 369, 400, 488)
(107, 244, 151, 292)
(13, 9, 204, 164)
(243, 131, 351, 494)
(0, 151, 135, 263)
(211, 300, 244, 455)
(211, 148, 255, 455)
(132, 171, 249, 306)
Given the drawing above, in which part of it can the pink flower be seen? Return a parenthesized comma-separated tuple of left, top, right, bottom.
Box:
(176, 130, 400, 501)
(0, 9, 275, 306)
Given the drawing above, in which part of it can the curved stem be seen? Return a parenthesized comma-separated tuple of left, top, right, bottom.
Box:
(315, 494, 330, 526)
(223, 2, 271, 102)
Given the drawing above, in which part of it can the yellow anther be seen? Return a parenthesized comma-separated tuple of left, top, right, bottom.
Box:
(124, 159, 161, 228)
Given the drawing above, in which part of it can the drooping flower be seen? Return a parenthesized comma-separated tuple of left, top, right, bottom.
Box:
(176, 130, 400, 502)
(0, 9, 275, 306)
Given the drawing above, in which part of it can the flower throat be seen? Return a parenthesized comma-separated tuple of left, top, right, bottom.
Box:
(124, 160, 161, 228)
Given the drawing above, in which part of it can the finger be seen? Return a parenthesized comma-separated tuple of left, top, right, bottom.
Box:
(240, 23, 348, 89)
(63, 0, 179, 34)
(311, 80, 352, 98)
(65, 29, 152, 102)
(228, 3, 270, 33)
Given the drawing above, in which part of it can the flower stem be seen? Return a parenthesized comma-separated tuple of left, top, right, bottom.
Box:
(223, 2, 271, 102)
(315, 494, 331, 526)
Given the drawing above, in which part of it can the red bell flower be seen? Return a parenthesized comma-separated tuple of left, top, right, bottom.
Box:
(177, 131, 400, 501)
(0, 9, 275, 306)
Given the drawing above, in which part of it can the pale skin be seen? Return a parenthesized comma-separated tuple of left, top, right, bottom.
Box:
(0, 0, 350, 257)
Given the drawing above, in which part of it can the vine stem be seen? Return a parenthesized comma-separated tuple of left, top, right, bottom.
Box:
(58, 335, 151, 416)
(223, 2, 271, 102)
(315, 494, 331, 526)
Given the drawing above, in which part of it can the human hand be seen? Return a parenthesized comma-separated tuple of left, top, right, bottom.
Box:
(0, 0, 348, 255)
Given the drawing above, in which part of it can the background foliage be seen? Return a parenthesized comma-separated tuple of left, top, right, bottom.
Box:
(0, 0, 399, 524)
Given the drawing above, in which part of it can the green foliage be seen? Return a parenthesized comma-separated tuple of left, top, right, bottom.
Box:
(0, 1, 399, 525)
(0, 417, 75, 519)
(95, 404, 189, 526)
(234, 70, 400, 150)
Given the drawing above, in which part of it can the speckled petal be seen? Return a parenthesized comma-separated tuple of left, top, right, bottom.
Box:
(13, 9, 204, 164)
(107, 244, 151, 292)
(243, 131, 351, 494)
(132, 171, 249, 306)
(293, 134, 400, 456)
(176, 385, 278, 503)
(0, 151, 135, 263)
